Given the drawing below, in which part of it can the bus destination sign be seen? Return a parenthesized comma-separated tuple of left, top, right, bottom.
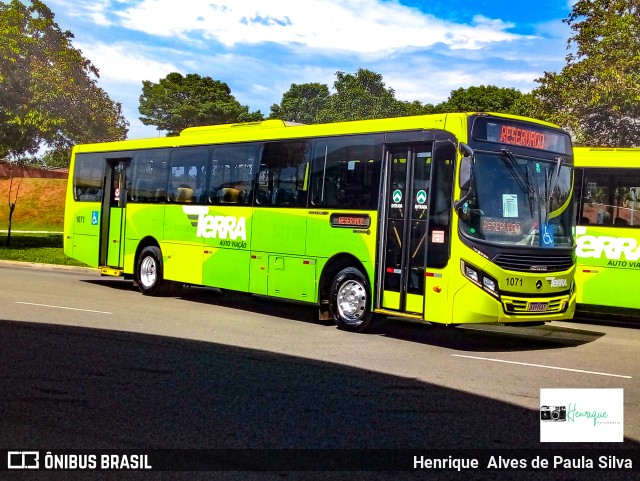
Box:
(499, 125, 545, 150)
(330, 214, 371, 229)
(472, 117, 571, 155)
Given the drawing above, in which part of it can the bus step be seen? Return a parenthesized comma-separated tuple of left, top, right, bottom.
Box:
(101, 267, 124, 277)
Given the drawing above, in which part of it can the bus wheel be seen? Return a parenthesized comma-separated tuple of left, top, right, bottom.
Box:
(136, 246, 176, 296)
(329, 267, 372, 332)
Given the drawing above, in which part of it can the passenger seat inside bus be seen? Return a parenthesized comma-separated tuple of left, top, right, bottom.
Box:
(175, 186, 194, 203)
(221, 187, 242, 204)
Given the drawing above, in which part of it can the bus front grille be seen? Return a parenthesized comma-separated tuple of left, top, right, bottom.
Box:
(493, 254, 573, 273)
(502, 295, 569, 315)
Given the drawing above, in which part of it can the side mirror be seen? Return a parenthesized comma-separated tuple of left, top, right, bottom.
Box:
(459, 156, 472, 191)
(454, 143, 475, 210)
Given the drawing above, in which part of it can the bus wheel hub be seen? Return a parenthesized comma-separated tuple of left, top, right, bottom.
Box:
(337, 280, 365, 320)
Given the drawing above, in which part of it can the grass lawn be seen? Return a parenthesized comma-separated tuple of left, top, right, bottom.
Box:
(0, 233, 89, 267)
(0, 177, 81, 266)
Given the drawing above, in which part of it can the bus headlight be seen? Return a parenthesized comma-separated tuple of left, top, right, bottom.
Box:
(461, 261, 500, 299)
(464, 265, 479, 283)
(483, 276, 496, 293)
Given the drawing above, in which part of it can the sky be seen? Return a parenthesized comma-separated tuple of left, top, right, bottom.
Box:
(43, 0, 576, 140)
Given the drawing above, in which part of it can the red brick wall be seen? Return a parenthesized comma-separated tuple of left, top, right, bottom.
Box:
(0, 162, 68, 179)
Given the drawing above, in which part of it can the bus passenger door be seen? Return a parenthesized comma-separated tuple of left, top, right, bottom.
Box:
(379, 145, 432, 315)
(100, 158, 130, 269)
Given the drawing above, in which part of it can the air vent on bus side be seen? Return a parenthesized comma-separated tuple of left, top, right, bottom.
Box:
(493, 254, 574, 273)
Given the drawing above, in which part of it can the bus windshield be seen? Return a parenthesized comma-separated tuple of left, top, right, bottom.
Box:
(459, 150, 573, 248)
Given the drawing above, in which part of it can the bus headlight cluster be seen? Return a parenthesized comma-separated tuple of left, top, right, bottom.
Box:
(461, 261, 500, 299)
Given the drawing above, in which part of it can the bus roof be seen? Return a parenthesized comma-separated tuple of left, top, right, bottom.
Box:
(574, 146, 640, 168)
(72, 112, 561, 155)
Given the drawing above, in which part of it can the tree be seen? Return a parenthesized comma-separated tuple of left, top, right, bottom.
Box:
(317, 69, 413, 122)
(269, 82, 330, 124)
(269, 70, 437, 124)
(0, 0, 128, 159)
(4, 163, 23, 246)
(433, 85, 535, 116)
(39, 146, 71, 168)
(532, 0, 640, 146)
(139, 73, 264, 136)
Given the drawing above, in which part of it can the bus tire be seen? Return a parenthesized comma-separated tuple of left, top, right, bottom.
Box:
(136, 246, 178, 296)
(329, 267, 372, 332)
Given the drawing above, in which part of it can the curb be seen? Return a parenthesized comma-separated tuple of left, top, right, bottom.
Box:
(0, 259, 100, 275)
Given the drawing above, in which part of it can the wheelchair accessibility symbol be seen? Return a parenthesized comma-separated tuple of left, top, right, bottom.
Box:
(541, 224, 554, 247)
(91, 211, 99, 225)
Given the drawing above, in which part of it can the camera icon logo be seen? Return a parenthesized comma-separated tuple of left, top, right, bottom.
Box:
(7, 451, 39, 469)
(540, 405, 567, 422)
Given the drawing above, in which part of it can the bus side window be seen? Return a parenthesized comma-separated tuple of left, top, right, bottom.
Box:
(258, 140, 309, 207)
(310, 134, 383, 210)
(73, 153, 104, 202)
(580, 168, 640, 228)
(129, 149, 170, 204)
(580, 169, 610, 225)
(167, 147, 210, 204)
(209, 144, 258, 206)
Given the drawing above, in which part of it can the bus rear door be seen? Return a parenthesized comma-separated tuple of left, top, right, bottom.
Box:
(99, 158, 130, 270)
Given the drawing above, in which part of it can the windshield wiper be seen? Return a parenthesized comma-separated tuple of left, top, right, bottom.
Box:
(500, 148, 535, 215)
(544, 156, 566, 223)
(550, 156, 565, 196)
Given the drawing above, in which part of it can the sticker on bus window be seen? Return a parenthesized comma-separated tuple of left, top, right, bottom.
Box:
(502, 194, 518, 218)
(541, 224, 555, 248)
(391, 189, 403, 209)
(432, 230, 445, 243)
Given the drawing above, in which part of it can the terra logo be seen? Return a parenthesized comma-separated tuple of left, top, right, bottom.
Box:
(546, 277, 567, 288)
(575, 226, 640, 261)
(182, 206, 246, 241)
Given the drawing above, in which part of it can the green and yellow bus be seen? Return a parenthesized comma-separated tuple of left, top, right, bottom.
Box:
(574, 147, 640, 319)
(64, 113, 576, 331)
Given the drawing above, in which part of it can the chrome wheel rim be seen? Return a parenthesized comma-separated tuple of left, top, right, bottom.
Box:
(139, 256, 157, 289)
(336, 279, 366, 325)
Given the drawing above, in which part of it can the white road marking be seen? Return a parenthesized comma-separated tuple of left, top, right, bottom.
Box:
(452, 354, 632, 379)
(15, 302, 112, 315)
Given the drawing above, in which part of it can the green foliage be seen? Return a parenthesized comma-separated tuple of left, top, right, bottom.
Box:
(269, 82, 330, 124)
(0, 0, 128, 159)
(270, 69, 436, 124)
(268, 71, 531, 125)
(139, 72, 264, 136)
(532, 0, 640, 146)
(0, 233, 88, 266)
(317, 69, 411, 122)
(39, 146, 71, 168)
(433, 85, 536, 116)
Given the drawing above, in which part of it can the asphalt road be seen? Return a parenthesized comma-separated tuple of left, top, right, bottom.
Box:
(1, 263, 638, 480)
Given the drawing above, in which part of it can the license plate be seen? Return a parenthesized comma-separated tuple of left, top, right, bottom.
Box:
(528, 302, 548, 312)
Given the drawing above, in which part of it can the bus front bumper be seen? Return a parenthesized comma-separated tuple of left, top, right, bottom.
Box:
(452, 283, 576, 324)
